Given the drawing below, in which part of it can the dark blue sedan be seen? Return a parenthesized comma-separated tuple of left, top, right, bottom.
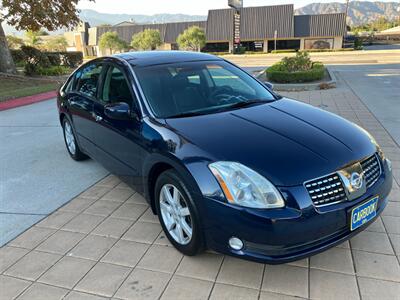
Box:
(57, 51, 393, 264)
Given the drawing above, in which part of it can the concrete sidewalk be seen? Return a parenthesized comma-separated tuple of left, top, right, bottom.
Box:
(1, 79, 399, 300)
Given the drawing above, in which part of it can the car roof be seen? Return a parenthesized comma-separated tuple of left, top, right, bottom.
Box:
(113, 51, 222, 67)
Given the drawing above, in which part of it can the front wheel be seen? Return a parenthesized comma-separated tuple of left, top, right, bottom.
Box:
(62, 118, 87, 161)
(155, 170, 205, 256)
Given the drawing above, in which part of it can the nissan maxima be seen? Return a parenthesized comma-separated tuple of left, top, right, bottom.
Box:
(57, 51, 392, 263)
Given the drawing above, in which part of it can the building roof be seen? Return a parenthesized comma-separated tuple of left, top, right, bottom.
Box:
(114, 51, 220, 67)
(92, 4, 347, 45)
(206, 5, 294, 41)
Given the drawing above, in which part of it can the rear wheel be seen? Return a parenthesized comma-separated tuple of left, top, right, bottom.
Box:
(62, 118, 87, 161)
(155, 170, 205, 256)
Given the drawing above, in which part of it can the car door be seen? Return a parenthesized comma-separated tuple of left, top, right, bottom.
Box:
(67, 62, 104, 156)
(92, 62, 144, 188)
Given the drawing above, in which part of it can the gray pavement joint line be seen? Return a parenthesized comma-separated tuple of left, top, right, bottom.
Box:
(207, 255, 226, 300)
(1, 172, 110, 248)
(156, 254, 186, 299)
(257, 262, 267, 300)
(5, 188, 131, 299)
(349, 240, 363, 300)
(380, 213, 400, 267)
(64, 192, 150, 298)
(0, 212, 47, 216)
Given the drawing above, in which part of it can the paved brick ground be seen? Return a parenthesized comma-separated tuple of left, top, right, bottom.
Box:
(1, 79, 399, 299)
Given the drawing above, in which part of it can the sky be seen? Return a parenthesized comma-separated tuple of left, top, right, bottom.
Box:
(77, 0, 398, 15)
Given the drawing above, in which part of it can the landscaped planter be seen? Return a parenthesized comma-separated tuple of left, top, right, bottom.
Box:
(266, 62, 325, 83)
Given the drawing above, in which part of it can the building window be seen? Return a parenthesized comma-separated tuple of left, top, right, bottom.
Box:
(203, 42, 229, 53)
(304, 38, 334, 50)
(240, 41, 264, 52)
(267, 39, 301, 52)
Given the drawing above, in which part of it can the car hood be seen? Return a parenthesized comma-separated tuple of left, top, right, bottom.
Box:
(165, 98, 376, 186)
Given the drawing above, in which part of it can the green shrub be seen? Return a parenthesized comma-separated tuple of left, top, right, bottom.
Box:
(234, 46, 246, 54)
(60, 52, 83, 68)
(281, 51, 313, 72)
(44, 52, 62, 66)
(266, 52, 325, 83)
(205, 52, 230, 56)
(21, 45, 51, 75)
(270, 49, 297, 54)
(354, 37, 363, 50)
(266, 62, 325, 83)
(37, 66, 71, 76)
(10, 49, 27, 64)
(299, 48, 354, 53)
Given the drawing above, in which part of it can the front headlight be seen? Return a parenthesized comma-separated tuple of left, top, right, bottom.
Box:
(209, 161, 285, 209)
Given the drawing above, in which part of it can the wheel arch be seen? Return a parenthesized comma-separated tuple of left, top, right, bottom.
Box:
(147, 162, 174, 214)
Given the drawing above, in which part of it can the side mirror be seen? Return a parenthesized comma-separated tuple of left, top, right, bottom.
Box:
(104, 102, 132, 120)
(263, 81, 274, 90)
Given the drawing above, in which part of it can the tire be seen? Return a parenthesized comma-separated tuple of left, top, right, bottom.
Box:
(155, 169, 205, 256)
(62, 118, 88, 161)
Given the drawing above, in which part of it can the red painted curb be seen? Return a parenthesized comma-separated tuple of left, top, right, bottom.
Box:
(0, 91, 57, 111)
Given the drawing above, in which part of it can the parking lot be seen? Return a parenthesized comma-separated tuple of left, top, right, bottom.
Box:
(1, 67, 399, 299)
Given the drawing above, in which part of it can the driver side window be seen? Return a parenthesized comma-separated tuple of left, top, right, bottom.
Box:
(102, 66, 134, 105)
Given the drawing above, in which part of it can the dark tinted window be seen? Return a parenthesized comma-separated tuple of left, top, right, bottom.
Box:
(75, 63, 103, 98)
(102, 66, 134, 105)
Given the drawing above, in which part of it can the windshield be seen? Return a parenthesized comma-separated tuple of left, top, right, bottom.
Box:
(134, 60, 276, 118)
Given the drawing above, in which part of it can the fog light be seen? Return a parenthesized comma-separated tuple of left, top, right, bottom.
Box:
(229, 237, 244, 250)
(386, 158, 392, 171)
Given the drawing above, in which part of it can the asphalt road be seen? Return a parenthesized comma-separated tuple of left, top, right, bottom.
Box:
(331, 64, 400, 146)
(0, 99, 108, 246)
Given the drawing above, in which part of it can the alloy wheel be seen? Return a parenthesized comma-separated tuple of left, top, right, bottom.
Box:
(64, 121, 76, 155)
(159, 184, 193, 245)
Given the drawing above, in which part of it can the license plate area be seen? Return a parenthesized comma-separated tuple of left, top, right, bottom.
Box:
(350, 196, 378, 231)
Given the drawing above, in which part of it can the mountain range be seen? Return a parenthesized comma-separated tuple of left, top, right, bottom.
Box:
(295, 1, 400, 25)
(3, 1, 400, 35)
(78, 2, 400, 27)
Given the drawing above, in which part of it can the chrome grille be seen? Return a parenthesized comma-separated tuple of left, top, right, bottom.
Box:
(361, 154, 381, 188)
(305, 174, 347, 206)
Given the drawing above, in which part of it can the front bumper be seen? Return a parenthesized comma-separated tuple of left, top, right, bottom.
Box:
(202, 159, 393, 264)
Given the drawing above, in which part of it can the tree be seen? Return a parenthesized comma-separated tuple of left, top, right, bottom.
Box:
(25, 30, 42, 47)
(0, 0, 93, 74)
(99, 31, 127, 54)
(42, 36, 68, 52)
(6, 35, 24, 49)
(131, 29, 162, 51)
(177, 26, 206, 52)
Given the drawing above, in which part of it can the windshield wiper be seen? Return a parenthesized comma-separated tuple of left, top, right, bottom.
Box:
(167, 110, 209, 118)
(223, 99, 271, 110)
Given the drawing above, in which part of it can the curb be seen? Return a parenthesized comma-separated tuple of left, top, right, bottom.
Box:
(0, 91, 57, 111)
(256, 67, 337, 91)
